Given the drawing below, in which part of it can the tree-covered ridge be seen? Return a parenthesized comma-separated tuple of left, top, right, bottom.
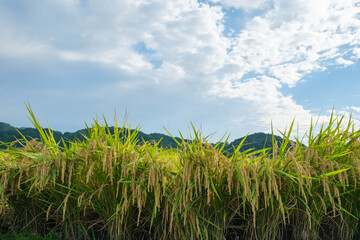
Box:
(0, 122, 14, 131)
(223, 132, 286, 154)
(0, 122, 284, 152)
(0, 122, 63, 148)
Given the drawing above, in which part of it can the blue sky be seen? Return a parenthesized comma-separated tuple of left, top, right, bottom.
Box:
(1, 0, 360, 142)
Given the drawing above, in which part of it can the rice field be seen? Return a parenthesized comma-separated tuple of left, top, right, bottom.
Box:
(1, 105, 360, 240)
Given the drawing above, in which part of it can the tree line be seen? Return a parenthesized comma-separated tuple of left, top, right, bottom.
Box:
(0, 122, 286, 154)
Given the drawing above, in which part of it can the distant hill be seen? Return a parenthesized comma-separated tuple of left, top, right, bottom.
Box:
(0, 122, 14, 131)
(61, 127, 183, 150)
(0, 122, 63, 148)
(0, 122, 288, 153)
(223, 132, 285, 155)
(0, 122, 184, 150)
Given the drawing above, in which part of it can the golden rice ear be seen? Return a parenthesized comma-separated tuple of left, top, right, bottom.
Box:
(67, 161, 74, 187)
(46, 204, 52, 221)
(61, 157, 66, 183)
(62, 191, 71, 220)
(86, 162, 95, 184)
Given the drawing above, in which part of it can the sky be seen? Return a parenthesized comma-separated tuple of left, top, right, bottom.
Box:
(1, 0, 360, 143)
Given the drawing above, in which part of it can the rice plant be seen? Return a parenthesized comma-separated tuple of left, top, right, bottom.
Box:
(1, 104, 360, 239)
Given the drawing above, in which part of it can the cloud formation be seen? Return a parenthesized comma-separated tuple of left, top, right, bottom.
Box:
(209, 0, 360, 134)
(1, 0, 359, 140)
(210, 0, 272, 11)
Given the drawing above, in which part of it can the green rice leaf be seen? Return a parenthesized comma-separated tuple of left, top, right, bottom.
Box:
(335, 203, 358, 220)
(196, 213, 221, 230)
(210, 177, 221, 200)
(317, 168, 350, 179)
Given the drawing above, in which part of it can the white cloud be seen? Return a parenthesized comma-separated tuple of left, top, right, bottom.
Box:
(211, 0, 272, 11)
(353, 48, 360, 58)
(269, 64, 303, 87)
(0, 18, 50, 58)
(59, 51, 86, 61)
(1, 0, 360, 141)
(345, 106, 360, 114)
(154, 62, 186, 84)
(209, 0, 360, 132)
(336, 57, 354, 66)
(208, 76, 324, 138)
(225, 0, 360, 88)
(332, 107, 360, 131)
(0, 37, 50, 58)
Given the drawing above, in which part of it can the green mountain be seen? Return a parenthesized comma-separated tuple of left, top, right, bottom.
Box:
(0, 122, 287, 153)
(0, 122, 184, 150)
(0, 122, 63, 148)
(223, 132, 285, 155)
(61, 127, 183, 149)
(0, 122, 13, 131)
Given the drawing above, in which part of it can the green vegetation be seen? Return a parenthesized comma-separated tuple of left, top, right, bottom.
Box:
(1, 104, 360, 239)
(0, 122, 63, 149)
(0, 121, 284, 152)
(0, 230, 59, 240)
(0, 121, 184, 150)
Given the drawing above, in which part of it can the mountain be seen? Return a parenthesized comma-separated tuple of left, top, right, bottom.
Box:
(0, 122, 184, 150)
(0, 122, 288, 153)
(0, 122, 14, 131)
(0, 122, 64, 148)
(61, 127, 183, 149)
(223, 132, 285, 155)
